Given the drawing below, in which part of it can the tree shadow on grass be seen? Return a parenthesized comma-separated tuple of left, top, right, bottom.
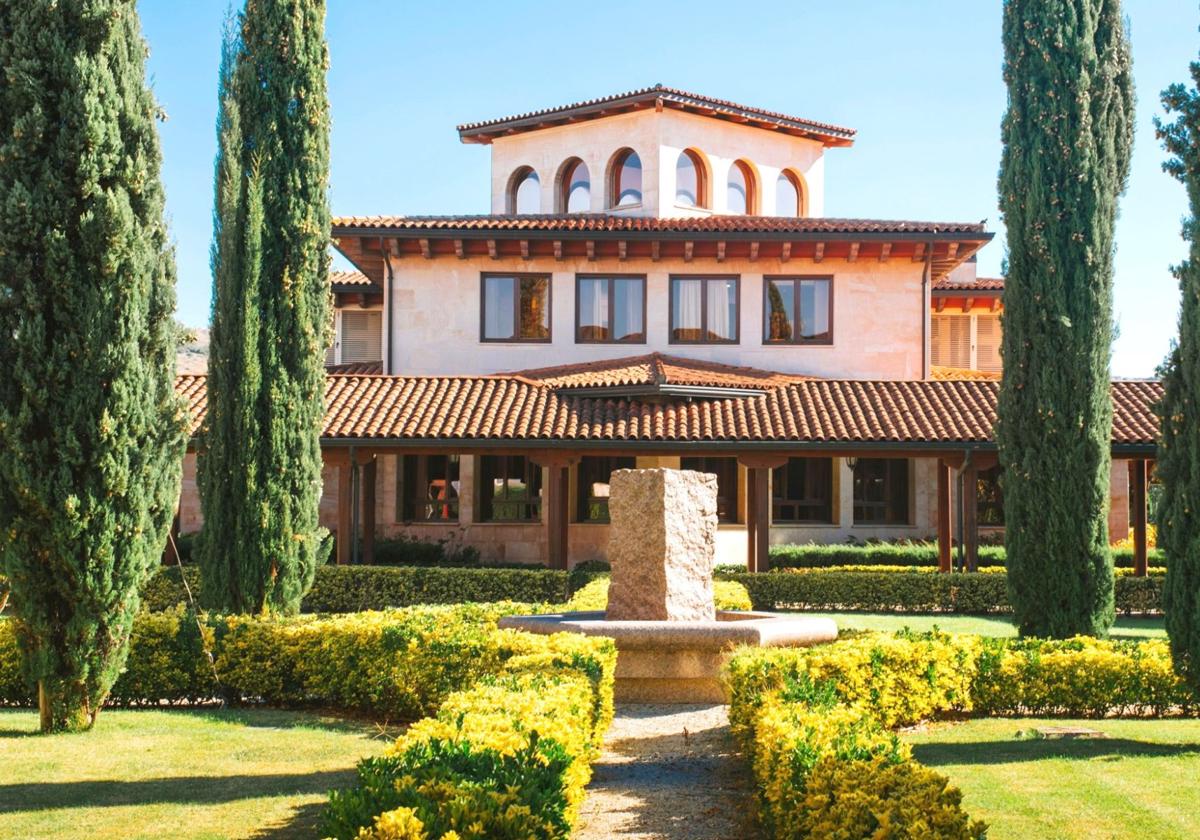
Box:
(0, 769, 357, 814)
(247, 801, 330, 840)
(913, 737, 1200, 767)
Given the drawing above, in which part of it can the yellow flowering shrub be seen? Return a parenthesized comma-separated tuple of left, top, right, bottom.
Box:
(562, 576, 752, 612)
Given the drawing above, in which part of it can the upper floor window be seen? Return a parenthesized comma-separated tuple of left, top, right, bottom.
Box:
(763, 276, 832, 344)
(339, 309, 383, 363)
(675, 149, 707, 208)
(481, 274, 550, 342)
(680, 457, 739, 523)
(509, 166, 540, 214)
(776, 170, 804, 217)
(577, 456, 636, 522)
(397, 454, 460, 522)
(559, 158, 590, 213)
(772, 458, 834, 524)
(577, 275, 645, 343)
(853, 459, 910, 525)
(727, 159, 756, 214)
(670, 276, 739, 344)
(609, 148, 642, 207)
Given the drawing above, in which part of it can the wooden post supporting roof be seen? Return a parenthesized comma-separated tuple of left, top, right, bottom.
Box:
(1131, 459, 1149, 577)
(337, 460, 352, 565)
(745, 467, 770, 573)
(545, 465, 569, 570)
(962, 461, 979, 573)
(362, 457, 377, 566)
(937, 460, 953, 573)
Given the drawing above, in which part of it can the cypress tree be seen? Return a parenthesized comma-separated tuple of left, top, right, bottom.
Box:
(1155, 57, 1200, 687)
(997, 0, 1134, 637)
(0, 1, 186, 731)
(197, 0, 331, 614)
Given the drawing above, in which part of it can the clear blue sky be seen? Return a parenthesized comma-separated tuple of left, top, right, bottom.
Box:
(141, 0, 1195, 377)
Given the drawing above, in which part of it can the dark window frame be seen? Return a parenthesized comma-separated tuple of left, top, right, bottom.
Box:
(558, 157, 591, 213)
(680, 456, 740, 523)
(574, 274, 648, 344)
(762, 275, 834, 346)
(675, 148, 709, 209)
(727, 159, 758, 215)
(771, 458, 835, 524)
(776, 169, 805, 217)
(576, 456, 636, 523)
(608, 148, 643, 209)
(479, 273, 553, 343)
(668, 275, 741, 345)
(396, 454, 461, 523)
(977, 465, 1004, 527)
(477, 455, 543, 523)
(852, 458, 911, 526)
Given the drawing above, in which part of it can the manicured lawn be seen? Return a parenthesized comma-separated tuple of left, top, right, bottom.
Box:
(0, 708, 388, 840)
(793, 611, 1165, 639)
(903, 718, 1200, 840)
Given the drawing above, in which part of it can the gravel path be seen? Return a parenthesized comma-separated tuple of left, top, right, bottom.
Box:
(574, 703, 762, 839)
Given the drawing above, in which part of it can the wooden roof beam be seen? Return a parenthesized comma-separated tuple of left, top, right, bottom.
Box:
(847, 242, 860, 263)
(520, 239, 530, 260)
(716, 241, 726, 262)
(912, 242, 926, 262)
(454, 238, 465, 259)
(879, 243, 892, 263)
(991, 297, 1002, 312)
(962, 296, 975, 312)
(487, 239, 498, 260)
(586, 240, 596, 261)
(749, 241, 760, 262)
(935, 297, 947, 313)
(781, 242, 792, 263)
(419, 238, 432, 259)
(618, 240, 628, 261)
(814, 242, 825, 263)
(553, 240, 564, 261)
(651, 240, 661, 262)
(684, 241, 694, 262)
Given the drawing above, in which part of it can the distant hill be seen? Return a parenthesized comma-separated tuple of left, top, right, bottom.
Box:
(177, 327, 209, 374)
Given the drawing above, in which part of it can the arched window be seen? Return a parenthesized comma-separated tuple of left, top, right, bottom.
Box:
(559, 158, 590, 213)
(776, 170, 804, 217)
(509, 167, 540, 214)
(609, 149, 642, 207)
(727, 160, 756, 215)
(675, 149, 707, 208)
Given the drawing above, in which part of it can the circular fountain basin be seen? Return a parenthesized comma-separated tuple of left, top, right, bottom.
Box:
(498, 610, 838, 703)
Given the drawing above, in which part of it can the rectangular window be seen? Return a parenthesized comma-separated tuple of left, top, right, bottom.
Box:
(977, 465, 1004, 526)
(931, 314, 971, 368)
(576, 276, 646, 343)
(397, 454, 460, 522)
(771, 458, 834, 523)
(853, 459, 910, 525)
(576, 456, 636, 522)
(680, 456, 739, 523)
(340, 310, 383, 363)
(481, 274, 550, 342)
(670, 276, 739, 344)
(763, 277, 832, 344)
(478, 455, 542, 522)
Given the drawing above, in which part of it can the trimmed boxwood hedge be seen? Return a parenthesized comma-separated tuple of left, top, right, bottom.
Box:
(766, 542, 1158, 570)
(721, 566, 1165, 615)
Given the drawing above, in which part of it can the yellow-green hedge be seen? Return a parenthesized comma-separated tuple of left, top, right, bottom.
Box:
(562, 577, 752, 612)
(726, 631, 1195, 839)
(322, 632, 617, 840)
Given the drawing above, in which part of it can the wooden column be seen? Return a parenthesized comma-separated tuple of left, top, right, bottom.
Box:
(739, 455, 787, 574)
(1132, 458, 1149, 577)
(336, 459, 352, 565)
(545, 465, 570, 571)
(962, 461, 979, 573)
(745, 468, 760, 573)
(362, 458, 377, 566)
(937, 460, 953, 573)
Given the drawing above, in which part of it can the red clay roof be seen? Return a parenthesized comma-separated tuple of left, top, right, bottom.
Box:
(330, 270, 373, 287)
(514, 353, 813, 391)
(457, 85, 856, 146)
(326, 361, 384, 375)
(930, 366, 1003, 382)
(176, 373, 1161, 449)
(933, 276, 1004, 293)
(332, 214, 987, 238)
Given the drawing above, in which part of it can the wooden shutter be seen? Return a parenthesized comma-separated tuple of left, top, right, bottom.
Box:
(340, 310, 382, 363)
(975, 315, 1002, 373)
(932, 315, 971, 368)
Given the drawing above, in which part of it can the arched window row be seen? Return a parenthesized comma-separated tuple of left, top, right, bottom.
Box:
(507, 155, 806, 216)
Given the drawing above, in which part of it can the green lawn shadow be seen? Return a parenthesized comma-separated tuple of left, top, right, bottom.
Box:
(913, 737, 1200, 766)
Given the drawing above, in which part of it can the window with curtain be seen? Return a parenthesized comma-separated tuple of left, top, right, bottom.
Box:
(561, 158, 590, 213)
(763, 277, 832, 344)
(576, 456, 636, 522)
(853, 459, 910, 525)
(576, 276, 645, 343)
(610, 149, 642, 207)
(397, 454, 460, 522)
(680, 457, 739, 523)
(510, 167, 540, 214)
(478, 455, 542, 522)
(675, 149, 706, 207)
(772, 458, 834, 523)
(727, 160, 756, 214)
(776, 170, 803, 217)
(481, 274, 550, 342)
(670, 276, 739, 343)
(977, 465, 1004, 526)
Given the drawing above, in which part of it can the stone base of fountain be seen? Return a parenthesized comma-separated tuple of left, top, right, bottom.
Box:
(499, 610, 838, 703)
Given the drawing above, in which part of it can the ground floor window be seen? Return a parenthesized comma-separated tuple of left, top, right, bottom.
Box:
(977, 465, 1004, 526)
(577, 456, 636, 522)
(772, 458, 834, 523)
(478, 455, 542, 522)
(397, 454, 460, 522)
(680, 457, 739, 523)
(853, 458, 910, 525)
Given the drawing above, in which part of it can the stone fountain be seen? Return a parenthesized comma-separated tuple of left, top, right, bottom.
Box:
(499, 468, 837, 702)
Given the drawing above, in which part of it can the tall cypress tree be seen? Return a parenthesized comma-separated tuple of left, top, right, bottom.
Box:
(198, 0, 331, 614)
(997, 0, 1134, 637)
(1156, 58, 1200, 687)
(0, 0, 186, 731)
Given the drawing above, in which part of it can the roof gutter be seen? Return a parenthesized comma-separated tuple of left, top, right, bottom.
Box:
(332, 227, 993, 245)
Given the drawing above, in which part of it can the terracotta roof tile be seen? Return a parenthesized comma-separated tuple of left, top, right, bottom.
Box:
(933, 276, 1004, 292)
(930, 366, 1003, 381)
(456, 84, 856, 145)
(513, 353, 813, 391)
(330, 270, 373, 287)
(177, 374, 1162, 448)
(326, 361, 384, 375)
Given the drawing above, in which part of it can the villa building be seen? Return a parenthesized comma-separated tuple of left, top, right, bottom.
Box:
(175, 85, 1158, 572)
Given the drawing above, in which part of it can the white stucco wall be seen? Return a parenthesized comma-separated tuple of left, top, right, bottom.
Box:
(386, 253, 926, 380)
(487, 108, 826, 217)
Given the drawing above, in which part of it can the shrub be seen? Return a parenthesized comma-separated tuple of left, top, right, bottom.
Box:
(724, 566, 1165, 615)
(561, 577, 752, 613)
(0, 618, 28, 705)
(765, 542, 1158, 570)
(373, 534, 483, 567)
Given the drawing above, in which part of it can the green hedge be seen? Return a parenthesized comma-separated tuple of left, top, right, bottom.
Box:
(140, 564, 592, 613)
(765, 542, 1158, 569)
(722, 566, 1165, 615)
